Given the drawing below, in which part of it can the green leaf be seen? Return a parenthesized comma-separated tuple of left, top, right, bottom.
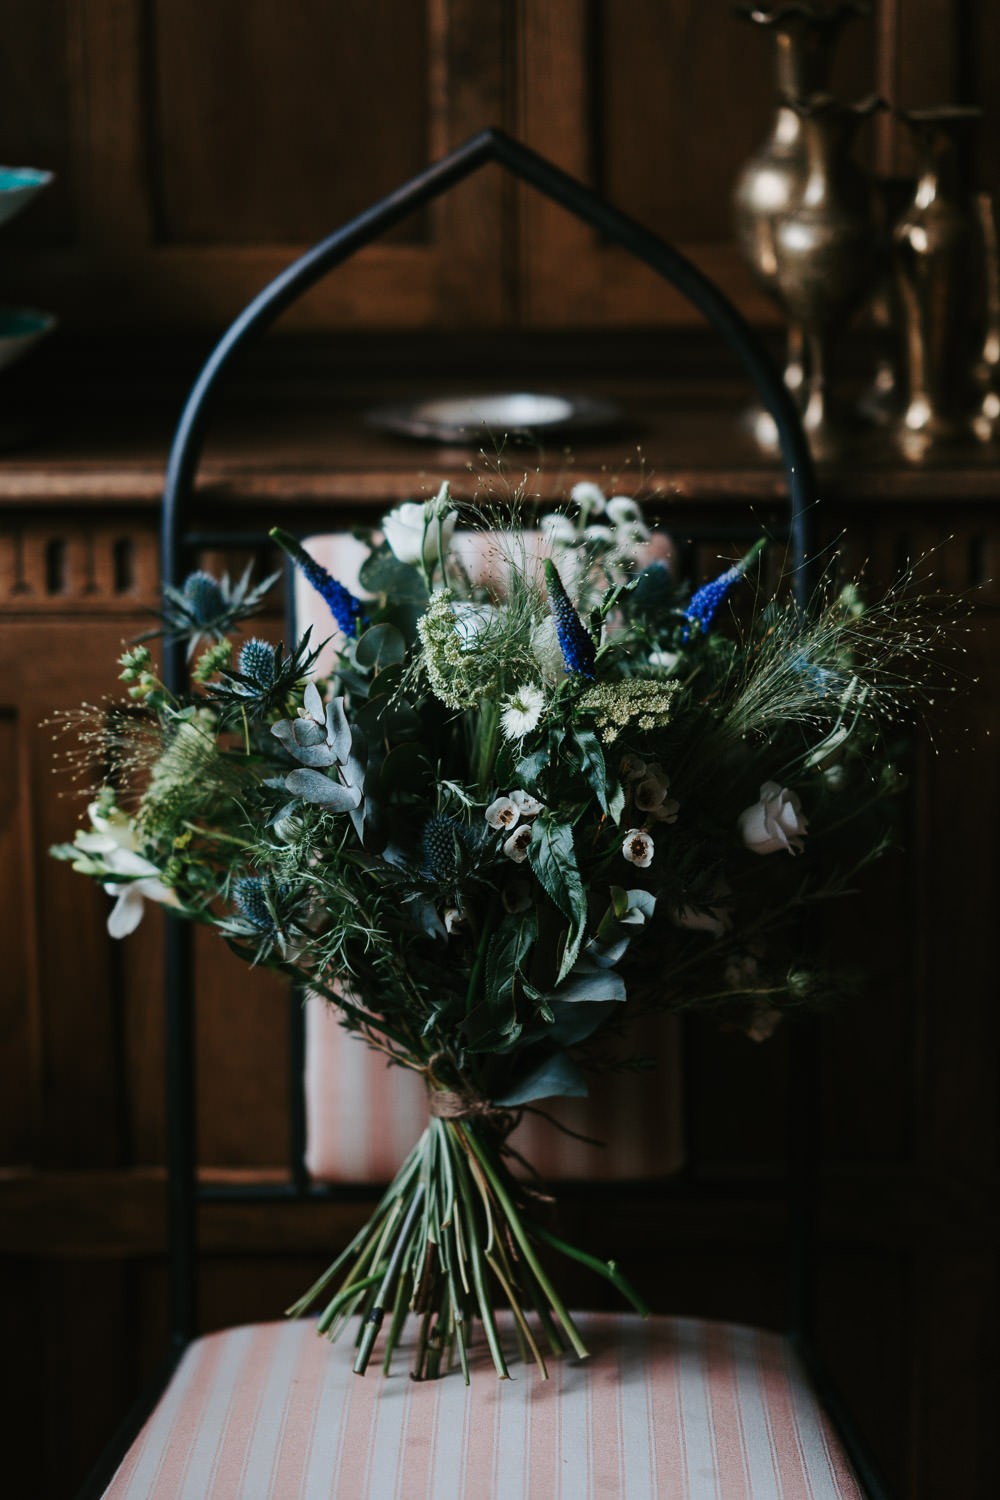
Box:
(564, 728, 609, 814)
(485, 911, 536, 1013)
(528, 819, 588, 985)
(358, 546, 428, 602)
(354, 623, 406, 670)
(378, 741, 432, 794)
(494, 1051, 588, 1106)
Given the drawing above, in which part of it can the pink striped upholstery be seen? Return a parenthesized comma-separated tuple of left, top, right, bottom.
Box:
(304, 1001, 684, 1183)
(103, 1314, 863, 1499)
(296, 540, 685, 1185)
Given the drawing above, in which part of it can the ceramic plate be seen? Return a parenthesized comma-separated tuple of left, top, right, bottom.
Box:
(366, 391, 620, 444)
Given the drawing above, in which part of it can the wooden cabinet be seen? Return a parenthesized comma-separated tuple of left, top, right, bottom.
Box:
(0, 347, 997, 1495)
(1, 2, 997, 332)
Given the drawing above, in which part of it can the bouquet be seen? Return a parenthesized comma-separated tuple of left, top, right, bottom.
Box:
(53, 475, 939, 1383)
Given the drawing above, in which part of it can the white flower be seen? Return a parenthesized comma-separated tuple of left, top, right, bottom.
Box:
(501, 685, 546, 741)
(485, 796, 519, 830)
(570, 481, 607, 515)
(531, 617, 565, 683)
(673, 902, 733, 939)
(648, 649, 680, 673)
(503, 825, 534, 863)
(101, 847, 179, 938)
(618, 754, 647, 784)
(607, 494, 651, 542)
(509, 788, 544, 820)
(583, 523, 616, 546)
(452, 599, 498, 649)
(383, 486, 458, 567)
(444, 907, 465, 935)
(606, 495, 643, 526)
(622, 828, 654, 868)
(738, 781, 808, 856)
(74, 800, 140, 858)
(541, 513, 578, 547)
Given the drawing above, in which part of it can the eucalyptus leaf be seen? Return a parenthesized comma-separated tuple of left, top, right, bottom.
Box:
(494, 1051, 588, 1106)
(325, 697, 353, 762)
(354, 623, 406, 670)
(285, 768, 362, 810)
(547, 999, 618, 1047)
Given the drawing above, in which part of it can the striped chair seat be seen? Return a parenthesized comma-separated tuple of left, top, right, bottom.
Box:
(103, 1314, 863, 1499)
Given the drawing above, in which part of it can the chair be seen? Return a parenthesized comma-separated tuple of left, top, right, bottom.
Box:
(79, 129, 889, 1499)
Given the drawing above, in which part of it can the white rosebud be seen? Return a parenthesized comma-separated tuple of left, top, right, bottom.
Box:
(738, 781, 808, 856)
(633, 762, 679, 824)
(503, 825, 534, 863)
(622, 828, 654, 868)
(444, 907, 465, 935)
(485, 796, 519, 830)
(383, 496, 457, 567)
(509, 789, 544, 820)
(583, 524, 616, 546)
(618, 754, 647, 784)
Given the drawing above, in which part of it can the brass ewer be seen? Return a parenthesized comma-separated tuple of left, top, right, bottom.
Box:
(892, 107, 981, 457)
(733, 1, 871, 406)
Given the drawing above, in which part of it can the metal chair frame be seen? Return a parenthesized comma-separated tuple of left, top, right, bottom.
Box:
(79, 128, 890, 1499)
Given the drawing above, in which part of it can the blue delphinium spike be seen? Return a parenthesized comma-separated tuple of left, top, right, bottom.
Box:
(269, 528, 365, 636)
(682, 538, 766, 641)
(238, 638, 276, 688)
(544, 558, 596, 678)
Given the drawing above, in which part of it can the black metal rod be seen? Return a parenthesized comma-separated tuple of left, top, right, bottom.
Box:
(161, 126, 817, 599)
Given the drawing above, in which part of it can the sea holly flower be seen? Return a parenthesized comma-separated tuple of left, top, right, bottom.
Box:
(421, 814, 461, 881)
(503, 825, 533, 863)
(238, 638, 276, 689)
(544, 558, 596, 678)
(738, 782, 808, 855)
(501, 684, 546, 741)
(383, 484, 458, 567)
(269, 528, 365, 636)
(622, 828, 654, 868)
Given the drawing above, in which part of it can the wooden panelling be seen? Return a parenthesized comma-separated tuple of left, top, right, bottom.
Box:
(152, 1, 431, 247)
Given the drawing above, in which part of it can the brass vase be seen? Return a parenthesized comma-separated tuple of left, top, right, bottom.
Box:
(733, 1, 870, 402)
(971, 190, 1000, 443)
(766, 93, 885, 459)
(892, 107, 981, 457)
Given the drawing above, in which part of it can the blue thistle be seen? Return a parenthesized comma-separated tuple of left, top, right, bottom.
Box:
(233, 875, 285, 932)
(269, 528, 365, 636)
(421, 815, 460, 882)
(682, 538, 766, 641)
(238, 637, 276, 688)
(181, 571, 225, 625)
(544, 559, 596, 678)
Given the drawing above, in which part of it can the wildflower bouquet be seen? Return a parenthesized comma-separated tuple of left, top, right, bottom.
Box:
(54, 477, 931, 1383)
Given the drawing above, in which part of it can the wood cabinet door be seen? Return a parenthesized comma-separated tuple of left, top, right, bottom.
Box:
(0, 0, 513, 332)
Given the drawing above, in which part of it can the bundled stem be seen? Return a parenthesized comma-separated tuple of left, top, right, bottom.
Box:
(288, 1113, 648, 1382)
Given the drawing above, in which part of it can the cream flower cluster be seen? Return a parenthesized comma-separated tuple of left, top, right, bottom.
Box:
(485, 790, 545, 863)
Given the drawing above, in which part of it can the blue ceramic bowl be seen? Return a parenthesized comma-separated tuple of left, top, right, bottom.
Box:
(0, 166, 54, 227)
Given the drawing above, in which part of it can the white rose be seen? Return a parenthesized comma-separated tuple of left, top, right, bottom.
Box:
(383, 493, 458, 567)
(738, 781, 808, 856)
(541, 513, 578, 546)
(570, 481, 607, 515)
